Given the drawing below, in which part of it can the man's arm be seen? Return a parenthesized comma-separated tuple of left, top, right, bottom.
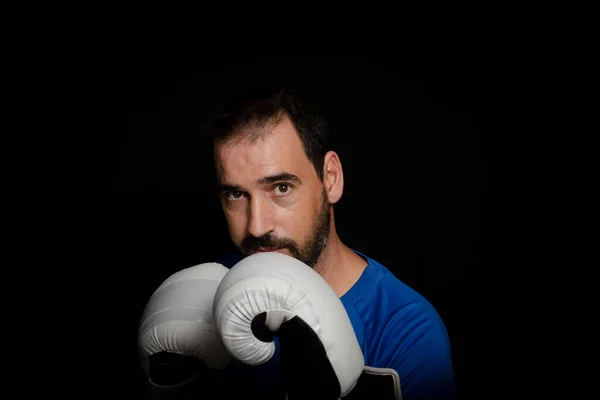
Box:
(380, 303, 456, 400)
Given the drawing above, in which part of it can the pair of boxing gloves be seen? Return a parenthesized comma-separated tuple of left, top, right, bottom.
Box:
(138, 252, 402, 399)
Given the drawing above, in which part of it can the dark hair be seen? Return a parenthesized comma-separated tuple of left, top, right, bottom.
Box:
(211, 86, 332, 181)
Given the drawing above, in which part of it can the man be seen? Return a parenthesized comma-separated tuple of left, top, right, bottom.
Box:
(210, 86, 456, 400)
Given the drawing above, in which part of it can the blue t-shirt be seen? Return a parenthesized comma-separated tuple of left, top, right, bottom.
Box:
(218, 251, 456, 400)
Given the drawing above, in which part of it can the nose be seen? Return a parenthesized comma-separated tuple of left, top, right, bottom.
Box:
(247, 196, 275, 238)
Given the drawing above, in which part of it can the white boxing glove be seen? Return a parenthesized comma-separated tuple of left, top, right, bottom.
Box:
(138, 262, 233, 394)
(212, 252, 365, 399)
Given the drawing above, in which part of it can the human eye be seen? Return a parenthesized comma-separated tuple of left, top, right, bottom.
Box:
(273, 183, 294, 197)
(224, 190, 245, 201)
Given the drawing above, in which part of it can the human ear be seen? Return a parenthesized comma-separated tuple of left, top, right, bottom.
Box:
(323, 151, 344, 204)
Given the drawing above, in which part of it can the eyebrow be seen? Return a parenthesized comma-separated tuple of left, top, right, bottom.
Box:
(217, 172, 301, 192)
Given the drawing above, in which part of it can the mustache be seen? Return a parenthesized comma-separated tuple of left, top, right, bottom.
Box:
(241, 233, 297, 253)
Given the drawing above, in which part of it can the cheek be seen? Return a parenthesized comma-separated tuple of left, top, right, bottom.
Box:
(281, 205, 316, 239)
(224, 210, 245, 240)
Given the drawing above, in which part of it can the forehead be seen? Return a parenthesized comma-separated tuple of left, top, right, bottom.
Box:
(215, 117, 315, 185)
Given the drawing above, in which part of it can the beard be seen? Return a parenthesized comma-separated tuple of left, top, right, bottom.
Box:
(240, 188, 331, 268)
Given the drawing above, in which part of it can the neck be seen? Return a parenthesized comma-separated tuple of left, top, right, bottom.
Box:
(313, 214, 368, 297)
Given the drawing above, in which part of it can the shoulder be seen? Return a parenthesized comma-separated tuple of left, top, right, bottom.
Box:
(360, 254, 450, 345)
(371, 267, 450, 354)
(383, 299, 451, 352)
(347, 251, 435, 313)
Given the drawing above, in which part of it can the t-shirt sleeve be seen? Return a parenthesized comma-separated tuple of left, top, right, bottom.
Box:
(379, 303, 456, 400)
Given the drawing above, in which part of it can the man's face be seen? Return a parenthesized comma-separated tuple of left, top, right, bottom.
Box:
(214, 116, 330, 268)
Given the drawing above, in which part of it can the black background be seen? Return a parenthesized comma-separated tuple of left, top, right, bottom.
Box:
(112, 56, 490, 398)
